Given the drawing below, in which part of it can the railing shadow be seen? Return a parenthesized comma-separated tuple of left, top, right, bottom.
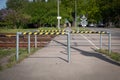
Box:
(53, 40, 120, 66)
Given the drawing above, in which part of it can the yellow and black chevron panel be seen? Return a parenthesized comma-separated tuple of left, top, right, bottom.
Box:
(50, 32, 55, 35)
(36, 29, 65, 33)
(72, 31, 107, 34)
(39, 32, 45, 35)
(21, 30, 107, 35)
(101, 31, 106, 34)
(22, 32, 28, 35)
(34, 32, 39, 35)
(29, 32, 32, 35)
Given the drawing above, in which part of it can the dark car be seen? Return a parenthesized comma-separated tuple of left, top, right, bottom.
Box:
(97, 23, 105, 27)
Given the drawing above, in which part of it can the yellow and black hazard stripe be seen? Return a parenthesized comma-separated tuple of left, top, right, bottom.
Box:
(70, 31, 107, 34)
(23, 32, 28, 35)
(37, 29, 65, 33)
(22, 30, 107, 35)
(34, 32, 38, 35)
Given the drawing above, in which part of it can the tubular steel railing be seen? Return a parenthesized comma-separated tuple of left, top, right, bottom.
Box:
(16, 30, 111, 63)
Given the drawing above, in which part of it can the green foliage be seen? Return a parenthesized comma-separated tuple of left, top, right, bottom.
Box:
(6, 0, 28, 10)
(0, 48, 15, 58)
(0, 48, 16, 70)
(22, 1, 58, 27)
(0, 48, 38, 71)
(1, 0, 119, 28)
(0, 28, 37, 33)
(97, 0, 120, 25)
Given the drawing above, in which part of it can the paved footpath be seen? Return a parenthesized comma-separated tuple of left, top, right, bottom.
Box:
(0, 35, 120, 80)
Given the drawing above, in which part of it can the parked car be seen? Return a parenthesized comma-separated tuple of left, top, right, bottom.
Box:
(88, 23, 95, 27)
(97, 23, 105, 27)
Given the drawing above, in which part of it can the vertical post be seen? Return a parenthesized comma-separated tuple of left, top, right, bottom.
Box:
(35, 34, 37, 48)
(75, 0, 77, 29)
(58, 19, 60, 29)
(75, 0, 79, 31)
(16, 32, 19, 61)
(57, 0, 60, 29)
(67, 32, 71, 63)
(100, 33, 102, 49)
(108, 32, 111, 54)
(28, 34, 30, 53)
(16, 32, 21, 61)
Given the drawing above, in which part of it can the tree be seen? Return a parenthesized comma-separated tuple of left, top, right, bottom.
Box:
(5, 0, 120, 28)
(0, 9, 30, 28)
(6, 0, 28, 11)
(97, 0, 120, 27)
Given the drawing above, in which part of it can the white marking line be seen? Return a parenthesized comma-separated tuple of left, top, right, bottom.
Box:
(80, 34, 99, 49)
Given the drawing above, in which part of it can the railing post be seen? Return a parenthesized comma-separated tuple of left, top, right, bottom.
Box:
(28, 34, 31, 53)
(16, 32, 22, 61)
(67, 31, 71, 63)
(108, 32, 111, 54)
(35, 34, 37, 48)
(100, 33, 102, 49)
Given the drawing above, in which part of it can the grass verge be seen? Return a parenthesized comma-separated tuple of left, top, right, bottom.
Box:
(96, 49, 120, 62)
(0, 48, 15, 59)
(0, 27, 90, 33)
(0, 48, 38, 71)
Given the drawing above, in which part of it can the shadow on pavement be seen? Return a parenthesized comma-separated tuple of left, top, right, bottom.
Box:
(53, 40, 120, 66)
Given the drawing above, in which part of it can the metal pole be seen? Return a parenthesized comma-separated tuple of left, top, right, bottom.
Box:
(57, 0, 60, 29)
(75, 0, 77, 29)
(16, 32, 19, 61)
(108, 33, 111, 54)
(67, 32, 71, 63)
(58, 19, 60, 29)
(28, 34, 30, 53)
(100, 33, 102, 49)
(35, 35, 37, 48)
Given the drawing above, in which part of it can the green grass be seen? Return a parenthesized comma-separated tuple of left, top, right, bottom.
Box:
(0, 27, 58, 33)
(96, 49, 120, 62)
(0, 48, 15, 59)
(71, 27, 90, 31)
(0, 48, 38, 71)
(0, 27, 90, 33)
(0, 29, 39, 33)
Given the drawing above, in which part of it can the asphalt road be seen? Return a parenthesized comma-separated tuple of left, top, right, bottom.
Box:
(89, 28, 120, 35)
(88, 28, 120, 53)
(0, 32, 120, 80)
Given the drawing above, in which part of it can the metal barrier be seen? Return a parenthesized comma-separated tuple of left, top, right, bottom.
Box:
(22, 30, 107, 35)
(16, 30, 68, 61)
(99, 31, 111, 54)
(16, 30, 111, 63)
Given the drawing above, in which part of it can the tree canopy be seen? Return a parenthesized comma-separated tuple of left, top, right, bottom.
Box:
(0, 0, 119, 28)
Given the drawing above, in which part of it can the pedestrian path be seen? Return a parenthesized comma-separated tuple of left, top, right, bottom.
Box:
(0, 35, 120, 80)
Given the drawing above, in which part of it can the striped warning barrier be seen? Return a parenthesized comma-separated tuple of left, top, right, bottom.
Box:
(21, 30, 107, 35)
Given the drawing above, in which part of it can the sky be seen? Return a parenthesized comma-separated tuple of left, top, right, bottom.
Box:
(0, 0, 7, 10)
